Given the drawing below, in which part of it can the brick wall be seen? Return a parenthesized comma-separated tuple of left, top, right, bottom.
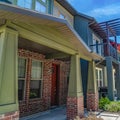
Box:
(18, 49, 69, 117)
(67, 96, 84, 120)
(87, 92, 98, 111)
(0, 111, 19, 120)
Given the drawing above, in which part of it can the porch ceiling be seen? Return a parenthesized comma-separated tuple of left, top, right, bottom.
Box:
(0, 2, 103, 60)
(18, 37, 61, 54)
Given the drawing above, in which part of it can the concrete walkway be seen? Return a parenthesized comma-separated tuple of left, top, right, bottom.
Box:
(20, 106, 120, 120)
(97, 112, 120, 120)
(20, 106, 66, 120)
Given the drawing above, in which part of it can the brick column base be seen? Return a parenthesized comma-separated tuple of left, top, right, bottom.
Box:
(0, 111, 19, 120)
(87, 93, 98, 111)
(67, 96, 84, 120)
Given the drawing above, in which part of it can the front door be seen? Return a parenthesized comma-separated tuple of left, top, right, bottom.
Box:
(51, 64, 59, 106)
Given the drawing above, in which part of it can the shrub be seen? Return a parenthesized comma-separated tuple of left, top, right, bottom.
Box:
(99, 97, 110, 109)
(104, 101, 120, 112)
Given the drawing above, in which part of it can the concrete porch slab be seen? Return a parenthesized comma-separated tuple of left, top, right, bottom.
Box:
(20, 106, 66, 120)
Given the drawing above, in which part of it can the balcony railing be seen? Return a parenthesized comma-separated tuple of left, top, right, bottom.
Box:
(90, 43, 118, 60)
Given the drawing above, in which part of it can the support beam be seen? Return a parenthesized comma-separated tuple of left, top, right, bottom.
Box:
(46, 52, 70, 59)
(0, 27, 19, 119)
(115, 64, 120, 100)
(106, 57, 114, 100)
(87, 61, 98, 111)
(67, 54, 84, 120)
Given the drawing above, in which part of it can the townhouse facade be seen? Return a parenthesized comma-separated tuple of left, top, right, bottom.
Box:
(0, 0, 120, 120)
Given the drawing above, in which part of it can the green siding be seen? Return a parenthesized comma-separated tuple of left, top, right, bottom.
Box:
(0, 27, 18, 114)
(68, 55, 83, 97)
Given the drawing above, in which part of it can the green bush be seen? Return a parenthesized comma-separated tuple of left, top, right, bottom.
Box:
(104, 101, 120, 112)
(99, 97, 110, 109)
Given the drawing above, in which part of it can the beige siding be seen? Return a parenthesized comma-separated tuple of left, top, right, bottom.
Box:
(53, 1, 74, 26)
(93, 33, 101, 42)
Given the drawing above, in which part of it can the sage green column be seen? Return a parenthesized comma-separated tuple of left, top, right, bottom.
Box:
(87, 60, 98, 111)
(0, 26, 18, 114)
(68, 54, 83, 97)
(87, 61, 97, 93)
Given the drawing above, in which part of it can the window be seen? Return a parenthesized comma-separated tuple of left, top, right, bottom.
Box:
(41, 0, 46, 3)
(92, 39, 102, 55)
(30, 60, 43, 99)
(17, 0, 32, 9)
(59, 13, 65, 19)
(35, 0, 47, 13)
(18, 57, 26, 101)
(96, 68, 103, 88)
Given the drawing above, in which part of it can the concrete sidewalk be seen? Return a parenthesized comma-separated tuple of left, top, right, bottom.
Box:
(20, 106, 66, 120)
(97, 112, 120, 120)
(20, 106, 120, 120)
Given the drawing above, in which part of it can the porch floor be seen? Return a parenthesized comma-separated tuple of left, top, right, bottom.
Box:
(20, 106, 66, 120)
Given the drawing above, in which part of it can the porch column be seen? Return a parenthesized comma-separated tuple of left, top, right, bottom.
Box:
(115, 64, 120, 100)
(106, 57, 114, 100)
(67, 54, 84, 120)
(87, 61, 98, 111)
(0, 27, 19, 119)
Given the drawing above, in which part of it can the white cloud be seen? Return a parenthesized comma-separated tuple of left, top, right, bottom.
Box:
(88, 3, 120, 18)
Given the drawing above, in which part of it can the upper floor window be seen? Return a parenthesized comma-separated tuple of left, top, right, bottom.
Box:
(17, 0, 32, 9)
(17, 0, 47, 13)
(35, 0, 47, 13)
(59, 13, 65, 19)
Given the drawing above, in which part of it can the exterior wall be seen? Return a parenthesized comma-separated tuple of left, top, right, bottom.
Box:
(74, 16, 93, 45)
(53, 1, 74, 26)
(18, 49, 69, 117)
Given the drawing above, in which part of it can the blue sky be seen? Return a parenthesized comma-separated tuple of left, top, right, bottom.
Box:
(67, 0, 120, 22)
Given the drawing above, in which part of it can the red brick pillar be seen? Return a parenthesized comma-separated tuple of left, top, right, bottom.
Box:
(67, 96, 84, 120)
(87, 61, 98, 111)
(67, 55, 84, 120)
(87, 92, 98, 111)
(0, 111, 19, 120)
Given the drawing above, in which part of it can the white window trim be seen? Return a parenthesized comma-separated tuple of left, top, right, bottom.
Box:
(96, 67, 103, 87)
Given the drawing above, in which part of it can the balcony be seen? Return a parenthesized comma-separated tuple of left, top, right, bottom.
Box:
(90, 43, 118, 60)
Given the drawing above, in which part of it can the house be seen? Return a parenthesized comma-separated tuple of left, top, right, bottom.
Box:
(0, 0, 118, 120)
(74, 12, 120, 101)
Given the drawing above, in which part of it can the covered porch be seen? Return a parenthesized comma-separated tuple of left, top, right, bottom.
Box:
(0, 3, 102, 120)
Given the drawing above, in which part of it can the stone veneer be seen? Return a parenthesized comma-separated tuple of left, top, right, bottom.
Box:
(0, 111, 19, 120)
(67, 96, 84, 120)
(87, 92, 98, 111)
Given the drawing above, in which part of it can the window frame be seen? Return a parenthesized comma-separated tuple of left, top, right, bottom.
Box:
(96, 67, 103, 88)
(30, 59, 44, 99)
(13, 0, 48, 13)
(18, 57, 28, 101)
